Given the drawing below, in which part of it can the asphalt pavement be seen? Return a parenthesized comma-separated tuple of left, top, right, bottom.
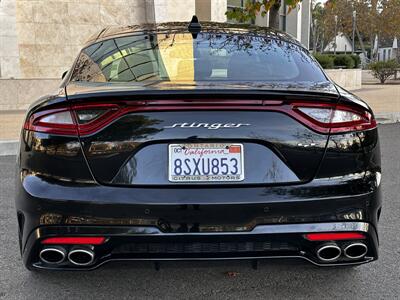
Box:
(0, 124, 399, 300)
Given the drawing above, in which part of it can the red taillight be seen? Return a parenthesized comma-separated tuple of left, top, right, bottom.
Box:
(304, 232, 366, 241)
(24, 108, 78, 135)
(24, 104, 119, 136)
(73, 103, 120, 135)
(293, 103, 376, 133)
(41, 237, 106, 245)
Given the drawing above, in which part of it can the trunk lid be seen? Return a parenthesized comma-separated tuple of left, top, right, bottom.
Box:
(66, 83, 339, 186)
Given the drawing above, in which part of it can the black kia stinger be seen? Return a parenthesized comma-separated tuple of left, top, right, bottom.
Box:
(15, 19, 381, 270)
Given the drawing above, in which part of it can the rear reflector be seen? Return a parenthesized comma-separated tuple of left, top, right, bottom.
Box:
(304, 232, 366, 241)
(41, 237, 106, 245)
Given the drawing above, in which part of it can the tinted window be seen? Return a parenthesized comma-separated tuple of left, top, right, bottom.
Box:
(71, 32, 326, 83)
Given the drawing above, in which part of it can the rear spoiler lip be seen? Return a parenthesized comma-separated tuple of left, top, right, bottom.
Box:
(25, 87, 341, 119)
(64, 83, 374, 114)
(64, 80, 340, 101)
(335, 85, 373, 113)
(64, 88, 340, 103)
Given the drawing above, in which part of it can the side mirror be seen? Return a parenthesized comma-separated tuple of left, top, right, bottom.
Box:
(61, 70, 68, 79)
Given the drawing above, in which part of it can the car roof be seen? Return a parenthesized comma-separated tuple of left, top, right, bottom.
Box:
(84, 21, 302, 49)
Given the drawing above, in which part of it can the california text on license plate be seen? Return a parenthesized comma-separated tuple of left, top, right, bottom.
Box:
(168, 143, 244, 182)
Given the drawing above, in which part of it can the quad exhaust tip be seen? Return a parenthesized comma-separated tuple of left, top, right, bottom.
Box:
(68, 248, 95, 266)
(316, 244, 342, 262)
(39, 246, 66, 264)
(344, 243, 368, 259)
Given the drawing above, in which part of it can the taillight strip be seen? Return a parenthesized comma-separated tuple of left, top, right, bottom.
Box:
(24, 100, 376, 136)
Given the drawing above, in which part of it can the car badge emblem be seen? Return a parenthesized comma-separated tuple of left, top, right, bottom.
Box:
(163, 122, 251, 130)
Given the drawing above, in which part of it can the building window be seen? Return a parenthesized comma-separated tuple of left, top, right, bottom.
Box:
(227, 0, 254, 24)
(383, 49, 386, 61)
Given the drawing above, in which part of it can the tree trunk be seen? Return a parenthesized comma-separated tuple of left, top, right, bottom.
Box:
(321, 31, 325, 53)
(374, 35, 379, 61)
(269, 1, 281, 29)
(312, 25, 317, 52)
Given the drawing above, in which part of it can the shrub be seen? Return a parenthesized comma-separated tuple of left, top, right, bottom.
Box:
(333, 54, 355, 69)
(368, 59, 400, 84)
(350, 54, 361, 68)
(314, 54, 360, 69)
(314, 54, 334, 69)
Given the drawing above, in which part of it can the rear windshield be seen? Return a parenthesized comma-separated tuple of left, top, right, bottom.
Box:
(70, 32, 327, 84)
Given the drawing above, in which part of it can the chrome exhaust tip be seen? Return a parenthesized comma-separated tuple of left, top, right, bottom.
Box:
(344, 243, 368, 259)
(39, 246, 66, 264)
(316, 244, 342, 262)
(68, 248, 95, 266)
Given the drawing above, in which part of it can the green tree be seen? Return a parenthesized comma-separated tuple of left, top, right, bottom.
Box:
(368, 59, 400, 83)
(319, 0, 400, 59)
(226, 0, 400, 60)
(311, 2, 326, 52)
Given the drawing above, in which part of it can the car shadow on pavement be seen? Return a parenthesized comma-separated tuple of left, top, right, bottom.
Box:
(25, 259, 363, 299)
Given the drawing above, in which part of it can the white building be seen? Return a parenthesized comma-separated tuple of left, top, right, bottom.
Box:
(324, 33, 353, 53)
(377, 37, 399, 62)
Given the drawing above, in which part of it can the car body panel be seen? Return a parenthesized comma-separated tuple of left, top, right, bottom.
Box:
(15, 22, 382, 270)
(78, 110, 328, 185)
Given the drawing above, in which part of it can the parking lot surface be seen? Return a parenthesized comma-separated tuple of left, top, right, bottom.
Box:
(0, 124, 399, 300)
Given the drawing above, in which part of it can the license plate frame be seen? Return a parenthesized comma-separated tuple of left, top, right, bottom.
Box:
(168, 143, 244, 183)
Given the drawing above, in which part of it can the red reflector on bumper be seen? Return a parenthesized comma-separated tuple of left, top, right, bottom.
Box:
(304, 232, 366, 241)
(41, 237, 106, 245)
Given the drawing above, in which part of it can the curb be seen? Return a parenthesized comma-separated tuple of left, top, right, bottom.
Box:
(0, 140, 19, 156)
(375, 112, 400, 124)
(0, 115, 399, 156)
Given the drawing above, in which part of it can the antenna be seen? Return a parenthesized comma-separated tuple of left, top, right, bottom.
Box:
(188, 15, 201, 38)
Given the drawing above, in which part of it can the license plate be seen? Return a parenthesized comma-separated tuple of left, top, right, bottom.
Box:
(168, 143, 244, 182)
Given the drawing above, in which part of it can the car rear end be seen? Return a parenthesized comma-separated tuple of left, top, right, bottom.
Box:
(15, 24, 381, 270)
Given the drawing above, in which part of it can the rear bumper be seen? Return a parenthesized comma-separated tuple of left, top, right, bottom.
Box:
(16, 173, 382, 270)
(25, 222, 378, 270)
